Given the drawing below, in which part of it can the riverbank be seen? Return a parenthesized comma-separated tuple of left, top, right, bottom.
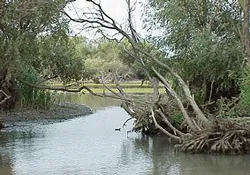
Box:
(0, 103, 93, 123)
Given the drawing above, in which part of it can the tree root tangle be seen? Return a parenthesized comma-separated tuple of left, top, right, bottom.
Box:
(175, 119, 250, 154)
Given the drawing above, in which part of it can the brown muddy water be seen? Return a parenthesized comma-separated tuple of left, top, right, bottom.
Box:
(0, 94, 250, 175)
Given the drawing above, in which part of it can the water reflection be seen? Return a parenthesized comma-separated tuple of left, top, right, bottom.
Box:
(0, 152, 13, 175)
(0, 95, 250, 174)
(55, 93, 121, 110)
(0, 124, 48, 175)
(120, 133, 250, 175)
(177, 153, 250, 175)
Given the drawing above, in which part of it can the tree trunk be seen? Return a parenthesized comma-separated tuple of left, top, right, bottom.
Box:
(0, 69, 20, 111)
(0, 0, 4, 30)
(243, 0, 250, 64)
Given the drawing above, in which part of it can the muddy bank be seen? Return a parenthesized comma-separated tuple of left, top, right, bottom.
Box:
(0, 103, 93, 123)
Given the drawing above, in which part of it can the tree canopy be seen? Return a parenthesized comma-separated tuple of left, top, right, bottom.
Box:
(144, 0, 244, 103)
(0, 0, 87, 109)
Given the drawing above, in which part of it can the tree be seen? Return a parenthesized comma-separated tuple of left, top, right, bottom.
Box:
(0, 0, 87, 110)
(144, 0, 243, 105)
(63, 0, 250, 154)
(84, 40, 131, 83)
(242, 0, 250, 63)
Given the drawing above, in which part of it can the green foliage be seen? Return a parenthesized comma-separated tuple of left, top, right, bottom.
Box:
(144, 0, 244, 103)
(214, 97, 239, 118)
(172, 111, 184, 123)
(19, 66, 53, 109)
(119, 39, 167, 80)
(37, 35, 86, 83)
(0, 1, 92, 109)
(212, 69, 250, 118)
(191, 86, 207, 105)
(239, 70, 250, 113)
(134, 117, 149, 132)
(1, 0, 69, 64)
(0, 0, 88, 82)
(84, 40, 131, 81)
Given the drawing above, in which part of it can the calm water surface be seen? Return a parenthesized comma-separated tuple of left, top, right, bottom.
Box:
(0, 94, 250, 175)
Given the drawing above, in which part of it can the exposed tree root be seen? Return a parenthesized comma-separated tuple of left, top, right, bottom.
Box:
(176, 119, 250, 154)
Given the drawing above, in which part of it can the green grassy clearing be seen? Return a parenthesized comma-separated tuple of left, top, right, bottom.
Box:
(50, 82, 155, 87)
(82, 87, 165, 94)
(49, 82, 165, 93)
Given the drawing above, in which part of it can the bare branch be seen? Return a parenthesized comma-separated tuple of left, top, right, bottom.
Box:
(0, 89, 11, 105)
(64, 11, 116, 30)
(65, 0, 208, 133)
(151, 66, 199, 132)
(87, 0, 116, 24)
(64, 0, 134, 42)
(122, 48, 159, 100)
(18, 78, 126, 100)
(151, 108, 181, 141)
(101, 72, 121, 97)
(122, 117, 134, 127)
(126, 0, 140, 42)
(112, 71, 127, 97)
(18, 78, 149, 109)
(134, 44, 208, 123)
(156, 109, 188, 137)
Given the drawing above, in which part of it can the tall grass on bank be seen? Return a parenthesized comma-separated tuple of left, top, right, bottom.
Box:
(19, 67, 54, 109)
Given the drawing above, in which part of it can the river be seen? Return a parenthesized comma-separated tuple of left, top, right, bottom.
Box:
(0, 94, 250, 175)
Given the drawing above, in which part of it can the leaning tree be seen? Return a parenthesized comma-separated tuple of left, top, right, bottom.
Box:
(4, 0, 249, 154)
(60, 0, 250, 154)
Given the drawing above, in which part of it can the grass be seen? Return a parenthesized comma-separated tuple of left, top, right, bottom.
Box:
(49, 82, 159, 88)
(82, 87, 165, 94)
(49, 81, 165, 94)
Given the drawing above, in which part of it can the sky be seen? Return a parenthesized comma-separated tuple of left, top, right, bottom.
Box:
(65, 0, 144, 39)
